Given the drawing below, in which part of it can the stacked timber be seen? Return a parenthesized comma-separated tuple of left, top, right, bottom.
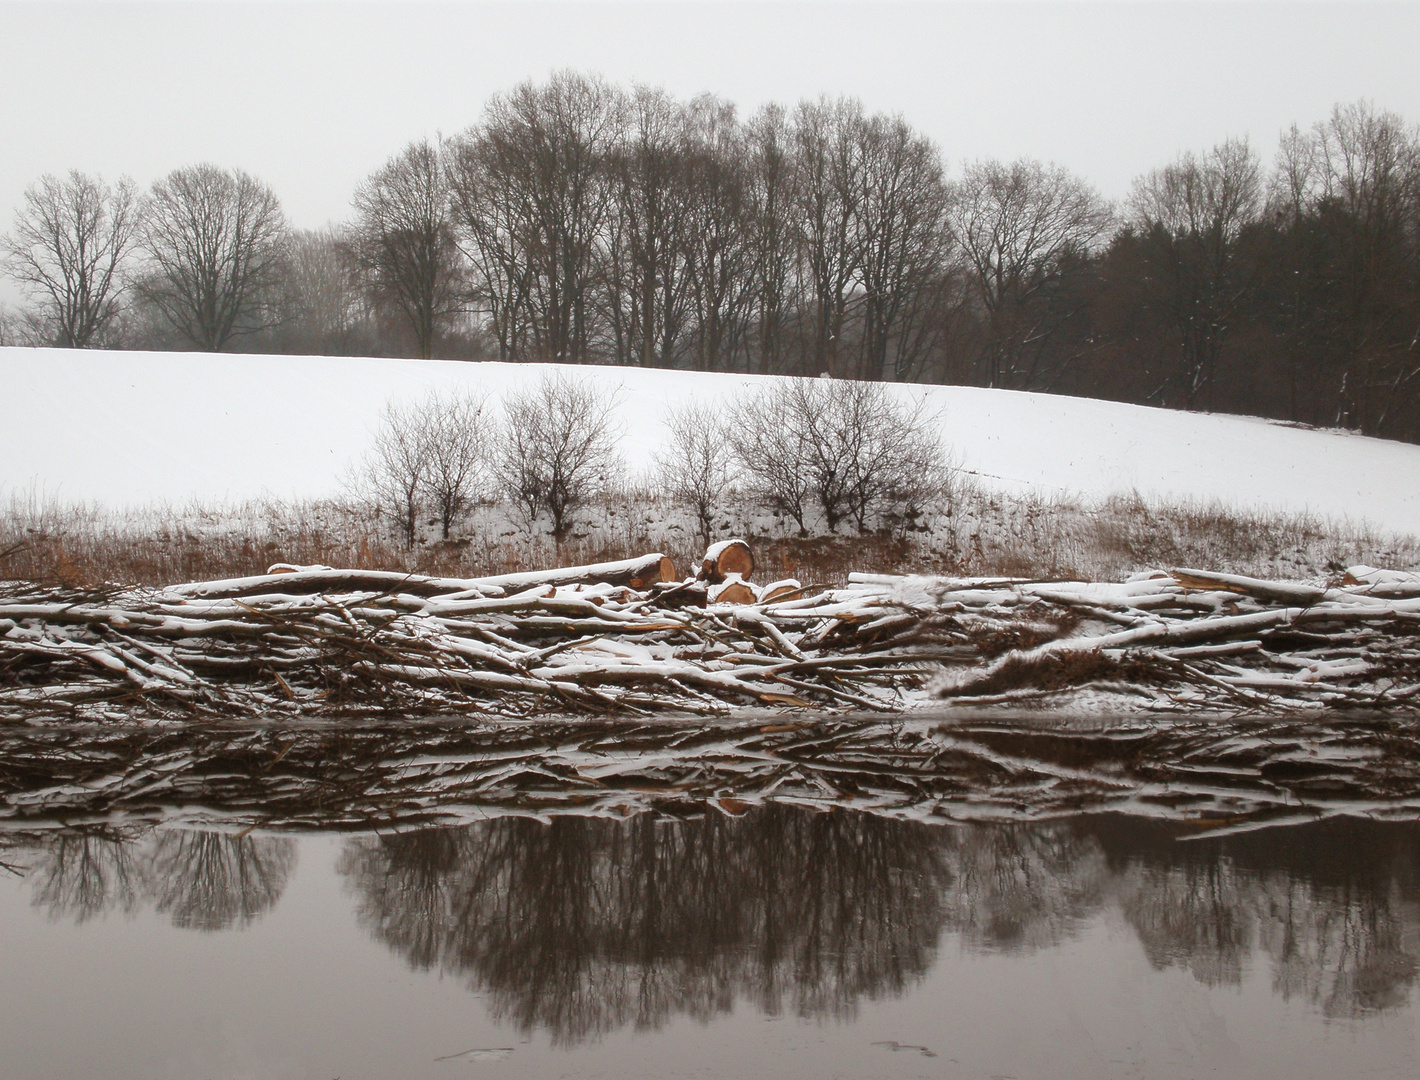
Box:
(916, 565, 1420, 710)
(2, 549, 1418, 722)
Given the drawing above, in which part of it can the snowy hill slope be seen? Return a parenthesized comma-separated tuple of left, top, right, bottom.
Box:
(2, 347, 1418, 535)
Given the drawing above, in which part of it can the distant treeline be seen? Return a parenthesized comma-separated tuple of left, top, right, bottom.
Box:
(3, 73, 1418, 441)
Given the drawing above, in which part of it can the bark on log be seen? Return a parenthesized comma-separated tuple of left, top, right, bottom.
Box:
(1171, 568, 1326, 606)
(698, 539, 754, 584)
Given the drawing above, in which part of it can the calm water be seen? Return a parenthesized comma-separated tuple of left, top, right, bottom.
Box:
(2, 808, 1418, 1079)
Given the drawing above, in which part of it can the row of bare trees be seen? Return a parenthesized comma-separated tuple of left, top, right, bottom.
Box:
(1, 166, 287, 352)
(4, 77, 1419, 440)
(361, 374, 953, 547)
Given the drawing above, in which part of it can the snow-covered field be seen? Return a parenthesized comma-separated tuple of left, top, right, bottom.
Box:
(3, 346, 1418, 536)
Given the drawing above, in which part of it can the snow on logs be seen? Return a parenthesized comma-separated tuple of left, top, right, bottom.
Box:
(0, 545, 924, 721)
(698, 539, 755, 584)
(2, 548, 1418, 722)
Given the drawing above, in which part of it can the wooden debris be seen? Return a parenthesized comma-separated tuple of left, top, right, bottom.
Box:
(3, 550, 1418, 722)
(924, 567, 1420, 712)
(0, 550, 944, 721)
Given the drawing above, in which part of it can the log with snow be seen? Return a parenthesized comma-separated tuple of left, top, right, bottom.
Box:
(2, 546, 1418, 722)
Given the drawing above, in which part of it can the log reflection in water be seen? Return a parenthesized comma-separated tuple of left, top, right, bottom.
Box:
(337, 806, 951, 1043)
(20, 829, 295, 931)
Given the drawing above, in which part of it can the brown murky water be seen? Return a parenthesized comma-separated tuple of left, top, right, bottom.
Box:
(2, 807, 1418, 1079)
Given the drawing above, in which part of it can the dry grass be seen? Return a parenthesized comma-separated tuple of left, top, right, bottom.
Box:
(3, 478, 1417, 589)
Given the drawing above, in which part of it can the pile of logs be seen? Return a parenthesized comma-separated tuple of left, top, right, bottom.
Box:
(921, 564, 1420, 711)
(2, 543, 1418, 723)
(0, 544, 947, 722)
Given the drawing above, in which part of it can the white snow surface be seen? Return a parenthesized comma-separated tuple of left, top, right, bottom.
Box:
(3, 346, 1418, 534)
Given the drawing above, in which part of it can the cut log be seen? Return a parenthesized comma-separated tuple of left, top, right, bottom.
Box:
(1171, 568, 1326, 607)
(172, 567, 502, 601)
(758, 579, 803, 605)
(709, 576, 757, 606)
(698, 539, 755, 584)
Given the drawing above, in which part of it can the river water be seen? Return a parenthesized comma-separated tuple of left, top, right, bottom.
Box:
(1, 807, 1417, 1080)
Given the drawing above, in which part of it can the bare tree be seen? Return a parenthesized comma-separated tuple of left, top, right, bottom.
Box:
(602, 85, 694, 368)
(682, 94, 755, 372)
(0, 305, 23, 346)
(362, 399, 433, 548)
(468, 73, 623, 363)
(1129, 138, 1264, 407)
(744, 104, 796, 376)
(279, 226, 372, 354)
(1270, 102, 1420, 432)
(494, 374, 623, 541)
(137, 165, 288, 351)
(447, 130, 536, 361)
(655, 401, 737, 546)
(728, 382, 813, 532)
(1, 171, 140, 347)
(351, 139, 463, 359)
(793, 97, 866, 376)
(850, 114, 952, 381)
(950, 158, 1113, 389)
(421, 391, 491, 540)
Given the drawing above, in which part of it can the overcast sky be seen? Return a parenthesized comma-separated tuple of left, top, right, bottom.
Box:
(2, 1, 1419, 235)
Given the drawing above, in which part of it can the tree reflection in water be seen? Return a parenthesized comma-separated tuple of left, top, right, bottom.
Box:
(7, 809, 1419, 1037)
(1097, 817, 1420, 1019)
(339, 810, 1420, 1041)
(337, 806, 951, 1043)
(23, 830, 295, 930)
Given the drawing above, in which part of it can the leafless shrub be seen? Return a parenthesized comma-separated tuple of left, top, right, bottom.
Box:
(655, 402, 738, 547)
(494, 374, 624, 541)
(733, 377, 954, 534)
(422, 392, 491, 540)
(728, 382, 813, 532)
(359, 400, 431, 549)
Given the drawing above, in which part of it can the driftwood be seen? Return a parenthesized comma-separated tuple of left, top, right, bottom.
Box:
(3, 550, 1418, 723)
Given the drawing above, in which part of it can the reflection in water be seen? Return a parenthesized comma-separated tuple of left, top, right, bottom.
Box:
(8, 810, 1419, 1041)
(146, 832, 295, 931)
(338, 807, 952, 1043)
(942, 823, 1108, 953)
(1097, 818, 1420, 1018)
(25, 830, 295, 931)
(338, 811, 1420, 1041)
